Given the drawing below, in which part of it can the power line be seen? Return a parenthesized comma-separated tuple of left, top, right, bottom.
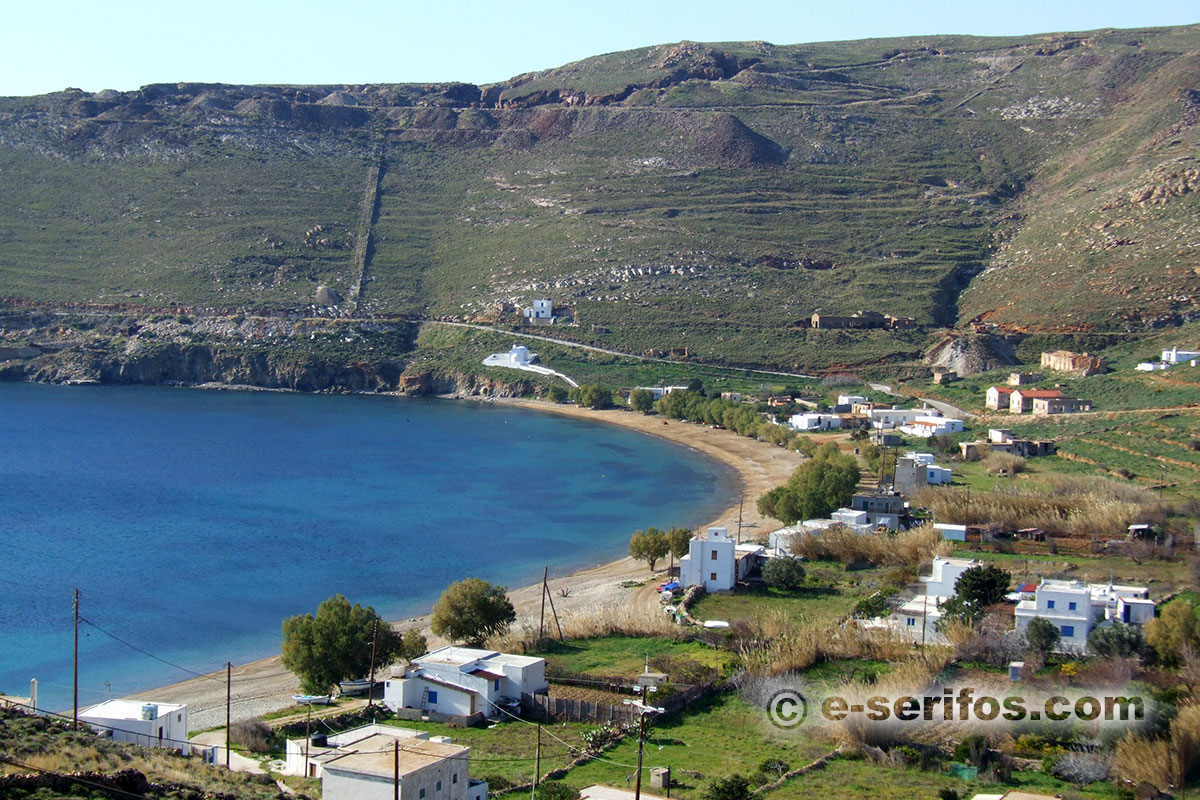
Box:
(78, 616, 225, 684)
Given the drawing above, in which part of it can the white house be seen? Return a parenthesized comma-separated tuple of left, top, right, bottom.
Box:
(636, 386, 689, 401)
(1014, 580, 1155, 653)
(679, 528, 763, 591)
(788, 412, 841, 431)
(848, 493, 908, 530)
(1163, 347, 1200, 364)
(869, 406, 940, 429)
(524, 299, 554, 323)
(900, 415, 964, 437)
(889, 556, 979, 644)
(767, 525, 803, 555)
(934, 523, 968, 542)
(831, 508, 873, 532)
(285, 724, 429, 778)
(837, 394, 868, 407)
(316, 729, 483, 800)
(985, 386, 1015, 411)
(384, 647, 547, 718)
(78, 700, 189, 754)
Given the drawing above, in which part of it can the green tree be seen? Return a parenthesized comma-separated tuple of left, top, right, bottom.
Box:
(686, 378, 705, 395)
(629, 528, 670, 571)
(1024, 617, 1061, 655)
(281, 594, 401, 695)
(703, 774, 750, 800)
(629, 388, 655, 414)
(398, 629, 428, 662)
(762, 556, 806, 591)
(942, 564, 1011, 623)
(1146, 600, 1200, 664)
(666, 527, 693, 560)
(431, 578, 516, 646)
(1088, 622, 1146, 659)
(546, 385, 569, 403)
(756, 443, 860, 524)
(571, 384, 613, 410)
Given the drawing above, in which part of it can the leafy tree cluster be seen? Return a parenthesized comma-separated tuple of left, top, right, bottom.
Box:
(629, 388, 655, 413)
(1087, 621, 1146, 659)
(629, 527, 670, 571)
(1024, 616, 1061, 655)
(655, 390, 800, 449)
(1146, 599, 1200, 664)
(756, 443, 861, 525)
(630, 526, 693, 571)
(940, 564, 1012, 624)
(762, 555, 806, 591)
(431, 578, 516, 646)
(569, 384, 614, 409)
(546, 385, 569, 403)
(281, 594, 401, 695)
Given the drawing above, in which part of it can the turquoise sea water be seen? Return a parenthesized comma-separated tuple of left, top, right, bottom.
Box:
(0, 383, 736, 712)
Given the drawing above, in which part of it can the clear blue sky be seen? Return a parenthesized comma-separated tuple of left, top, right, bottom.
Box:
(4, 0, 1197, 96)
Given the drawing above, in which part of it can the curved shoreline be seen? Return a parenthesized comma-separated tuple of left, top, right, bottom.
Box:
(135, 397, 804, 730)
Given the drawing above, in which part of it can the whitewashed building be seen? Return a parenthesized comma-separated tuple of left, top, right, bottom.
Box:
(1163, 346, 1200, 364)
(384, 647, 547, 718)
(869, 407, 936, 429)
(285, 724, 430, 778)
(79, 700, 189, 754)
(636, 386, 689, 401)
(934, 523, 968, 542)
(679, 527, 763, 591)
(316, 730, 483, 800)
(1014, 580, 1156, 653)
(892, 556, 980, 644)
(788, 413, 841, 431)
(524, 299, 554, 323)
(900, 415, 964, 437)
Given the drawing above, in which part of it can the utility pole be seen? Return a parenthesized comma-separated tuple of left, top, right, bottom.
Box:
(225, 662, 232, 768)
(538, 566, 548, 642)
(73, 589, 79, 731)
(394, 740, 400, 800)
(736, 495, 744, 544)
(304, 702, 312, 778)
(624, 686, 664, 800)
(533, 722, 542, 798)
(368, 620, 379, 710)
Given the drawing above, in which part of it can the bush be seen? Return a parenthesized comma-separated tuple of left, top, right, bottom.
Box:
(983, 452, 1026, 476)
(533, 783, 578, 800)
(757, 443, 860, 524)
(762, 556, 806, 591)
(1025, 617, 1061, 655)
(230, 720, 273, 752)
(853, 592, 890, 618)
(1087, 622, 1146, 659)
(703, 774, 751, 800)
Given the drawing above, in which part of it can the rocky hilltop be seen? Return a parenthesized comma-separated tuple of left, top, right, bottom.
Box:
(1, 26, 1198, 382)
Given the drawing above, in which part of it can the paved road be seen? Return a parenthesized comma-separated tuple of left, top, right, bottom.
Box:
(868, 382, 976, 420)
(435, 321, 820, 381)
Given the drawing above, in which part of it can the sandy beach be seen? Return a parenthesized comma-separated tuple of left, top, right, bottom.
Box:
(140, 398, 804, 730)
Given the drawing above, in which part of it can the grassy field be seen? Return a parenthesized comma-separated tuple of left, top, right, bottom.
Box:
(688, 561, 891, 626)
(529, 635, 738, 678)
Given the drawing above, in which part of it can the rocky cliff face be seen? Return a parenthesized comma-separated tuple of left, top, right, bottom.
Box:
(923, 332, 1018, 375)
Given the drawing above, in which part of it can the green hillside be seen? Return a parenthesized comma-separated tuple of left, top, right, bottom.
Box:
(1, 25, 1198, 375)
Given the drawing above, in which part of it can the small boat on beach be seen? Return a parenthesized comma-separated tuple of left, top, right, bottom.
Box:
(292, 694, 332, 705)
(337, 678, 374, 696)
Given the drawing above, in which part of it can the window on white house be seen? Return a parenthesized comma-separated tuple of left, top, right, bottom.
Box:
(1068, 602, 1076, 611)
(1047, 600, 1055, 609)
(907, 618, 915, 626)
(711, 550, 718, 559)
(1061, 625, 1075, 637)
(710, 573, 717, 581)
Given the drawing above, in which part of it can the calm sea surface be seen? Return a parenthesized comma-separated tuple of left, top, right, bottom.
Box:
(0, 383, 736, 711)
